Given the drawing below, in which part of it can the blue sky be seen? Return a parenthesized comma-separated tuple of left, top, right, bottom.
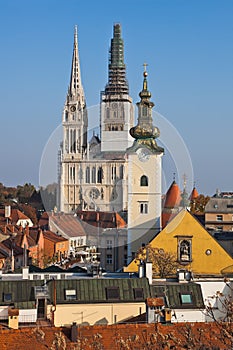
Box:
(0, 0, 232, 195)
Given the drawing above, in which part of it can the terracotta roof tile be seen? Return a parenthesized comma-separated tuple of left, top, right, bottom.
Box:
(43, 230, 68, 243)
(164, 181, 181, 209)
(190, 186, 199, 200)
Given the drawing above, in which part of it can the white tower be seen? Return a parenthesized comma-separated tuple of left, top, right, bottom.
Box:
(127, 66, 164, 261)
(58, 26, 88, 212)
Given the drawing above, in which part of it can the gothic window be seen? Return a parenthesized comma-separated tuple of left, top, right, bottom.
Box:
(140, 175, 148, 186)
(70, 130, 73, 152)
(179, 239, 192, 263)
(97, 167, 103, 184)
(119, 165, 124, 179)
(73, 130, 76, 153)
(65, 130, 69, 152)
(106, 108, 110, 118)
(111, 166, 116, 180)
(86, 167, 90, 183)
(140, 202, 148, 214)
(92, 167, 96, 183)
(101, 188, 104, 200)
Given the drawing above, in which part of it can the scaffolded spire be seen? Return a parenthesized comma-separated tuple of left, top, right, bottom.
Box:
(105, 23, 129, 95)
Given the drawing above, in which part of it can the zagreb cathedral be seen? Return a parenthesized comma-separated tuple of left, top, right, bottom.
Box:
(58, 24, 163, 253)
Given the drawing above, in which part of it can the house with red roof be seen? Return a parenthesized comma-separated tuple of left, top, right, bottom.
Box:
(0, 206, 33, 228)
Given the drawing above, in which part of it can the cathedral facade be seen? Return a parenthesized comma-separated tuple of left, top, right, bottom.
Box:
(58, 24, 134, 213)
(58, 24, 163, 257)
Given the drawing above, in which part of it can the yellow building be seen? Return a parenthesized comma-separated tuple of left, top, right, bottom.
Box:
(125, 209, 233, 276)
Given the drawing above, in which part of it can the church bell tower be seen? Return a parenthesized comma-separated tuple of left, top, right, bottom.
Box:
(58, 26, 88, 212)
(127, 66, 164, 261)
(100, 24, 134, 153)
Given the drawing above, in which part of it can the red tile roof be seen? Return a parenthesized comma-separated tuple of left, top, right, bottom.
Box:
(190, 186, 199, 200)
(0, 323, 230, 349)
(76, 211, 126, 229)
(43, 230, 68, 243)
(0, 208, 30, 223)
(164, 181, 181, 209)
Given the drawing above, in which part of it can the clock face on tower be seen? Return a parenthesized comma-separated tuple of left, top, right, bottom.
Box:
(70, 105, 76, 112)
(137, 148, 151, 162)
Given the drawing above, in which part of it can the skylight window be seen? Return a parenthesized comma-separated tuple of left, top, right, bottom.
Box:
(65, 289, 77, 301)
(180, 293, 193, 304)
(106, 287, 120, 300)
(4, 293, 12, 302)
(133, 288, 144, 300)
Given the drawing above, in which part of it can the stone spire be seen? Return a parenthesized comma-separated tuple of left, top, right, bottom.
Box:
(129, 65, 163, 153)
(104, 23, 129, 95)
(68, 25, 85, 106)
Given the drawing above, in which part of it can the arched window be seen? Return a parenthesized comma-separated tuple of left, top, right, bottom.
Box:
(92, 167, 96, 183)
(97, 167, 103, 184)
(119, 165, 124, 179)
(86, 167, 90, 183)
(140, 175, 148, 186)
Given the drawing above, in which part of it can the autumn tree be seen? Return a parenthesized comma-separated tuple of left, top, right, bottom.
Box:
(17, 183, 36, 203)
(136, 244, 180, 278)
(190, 194, 210, 213)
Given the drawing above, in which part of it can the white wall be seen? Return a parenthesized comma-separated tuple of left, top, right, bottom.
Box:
(172, 309, 205, 323)
(197, 279, 232, 322)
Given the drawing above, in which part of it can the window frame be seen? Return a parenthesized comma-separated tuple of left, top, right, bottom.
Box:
(106, 287, 120, 301)
(180, 292, 193, 305)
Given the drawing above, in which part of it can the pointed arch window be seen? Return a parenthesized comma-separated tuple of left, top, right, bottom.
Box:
(119, 165, 124, 179)
(92, 167, 96, 183)
(97, 167, 103, 184)
(140, 175, 148, 186)
(86, 167, 90, 183)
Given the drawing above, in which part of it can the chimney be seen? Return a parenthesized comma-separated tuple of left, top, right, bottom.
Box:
(145, 261, 153, 285)
(138, 259, 145, 278)
(71, 322, 78, 342)
(5, 205, 11, 218)
(22, 266, 29, 280)
(24, 224, 29, 236)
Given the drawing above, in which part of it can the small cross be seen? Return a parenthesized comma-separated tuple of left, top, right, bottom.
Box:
(143, 63, 148, 72)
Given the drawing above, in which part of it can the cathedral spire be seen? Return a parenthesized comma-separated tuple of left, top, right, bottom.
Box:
(69, 25, 84, 100)
(104, 23, 129, 95)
